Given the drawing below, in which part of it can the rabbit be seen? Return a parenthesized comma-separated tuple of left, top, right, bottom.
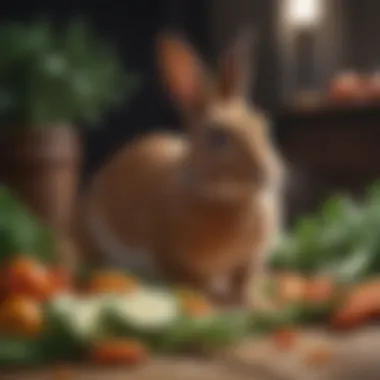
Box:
(75, 29, 285, 307)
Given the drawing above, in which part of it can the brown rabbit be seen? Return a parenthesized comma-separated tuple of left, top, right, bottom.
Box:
(76, 30, 285, 306)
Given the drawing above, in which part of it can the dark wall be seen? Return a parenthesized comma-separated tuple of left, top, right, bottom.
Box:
(344, 0, 380, 71)
(251, 0, 281, 111)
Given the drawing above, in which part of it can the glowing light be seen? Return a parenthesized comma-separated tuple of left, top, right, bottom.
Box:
(285, 0, 323, 28)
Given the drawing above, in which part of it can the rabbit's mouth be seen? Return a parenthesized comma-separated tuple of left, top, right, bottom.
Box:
(193, 179, 257, 202)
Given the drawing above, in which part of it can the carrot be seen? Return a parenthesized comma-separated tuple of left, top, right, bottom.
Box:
(272, 328, 298, 350)
(274, 273, 339, 312)
(0, 295, 43, 337)
(178, 291, 214, 317)
(89, 339, 148, 366)
(3, 257, 53, 301)
(87, 271, 138, 294)
(330, 279, 380, 329)
(304, 276, 336, 305)
(276, 273, 307, 304)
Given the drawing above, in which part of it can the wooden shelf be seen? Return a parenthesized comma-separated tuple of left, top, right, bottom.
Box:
(276, 102, 380, 127)
(273, 100, 380, 221)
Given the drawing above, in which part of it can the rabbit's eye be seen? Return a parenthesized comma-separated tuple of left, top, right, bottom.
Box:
(206, 128, 229, 149)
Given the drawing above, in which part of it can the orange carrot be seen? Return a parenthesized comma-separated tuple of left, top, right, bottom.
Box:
(330, 279, 380, 329)
(3, 257, 53, 301)
(87, 271, 138, 294)
(272, 328, 298, 350)
(89, 339, 148, 366)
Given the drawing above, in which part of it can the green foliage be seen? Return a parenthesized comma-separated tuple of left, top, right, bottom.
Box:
(269, 181, 380, 283)
(0, 337, 43, 367)
(155, 311, 250, 353)
(249, 302, 333, 335)
(0, 17, 138, 127)
(0, 186, 56, 263)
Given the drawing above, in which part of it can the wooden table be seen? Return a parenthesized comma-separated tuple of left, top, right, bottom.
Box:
(3, 328, 380, 380)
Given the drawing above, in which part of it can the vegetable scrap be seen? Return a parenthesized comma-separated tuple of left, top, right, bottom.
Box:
(86, 271, 138, 294)
(272, 328, 298, 350)
(0, 295, 43, 337)
(305, 277, 336, 305)
(1, 182, 380, 368)
(89, 339, 148, 366)
(178, 290, 215, 317)
(330, 279, 380, 329)
(3, 257, 55, 301)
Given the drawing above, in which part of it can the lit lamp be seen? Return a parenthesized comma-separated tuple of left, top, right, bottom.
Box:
(285, 0, 322, 29)
(280, 0, 325, 106)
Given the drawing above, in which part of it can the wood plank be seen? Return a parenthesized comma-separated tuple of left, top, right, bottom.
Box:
(227, 327, 380, 380)
(0, 359, 262, 380)
(3, 328, 380, 380)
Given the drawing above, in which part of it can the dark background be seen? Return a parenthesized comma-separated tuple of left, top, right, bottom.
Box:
(2, 0, 380, 181)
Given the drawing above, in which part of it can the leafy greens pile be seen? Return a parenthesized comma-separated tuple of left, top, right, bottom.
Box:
(269, 181, 380, 283)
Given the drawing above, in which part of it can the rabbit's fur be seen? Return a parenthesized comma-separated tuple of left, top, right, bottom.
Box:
(76, 30, 285, 306)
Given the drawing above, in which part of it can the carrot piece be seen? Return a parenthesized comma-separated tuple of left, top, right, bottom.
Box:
(0, 295, 43, 337)
(3, 257, 53, 301)
(330, 279, 380, 329)
(178, 291, 214, 317)
(87, 271, 138, 294)
(276, 273, 307, 304)
(89, 339, 148, 366)
(305, 276, 335, 305)
(272, 328, 298, 350)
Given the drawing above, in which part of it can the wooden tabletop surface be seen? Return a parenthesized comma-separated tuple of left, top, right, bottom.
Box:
(2, 327, 380, 380)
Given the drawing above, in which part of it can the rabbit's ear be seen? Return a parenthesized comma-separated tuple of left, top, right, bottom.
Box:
(156, 32, 209, 114)
(217, 27, 255, 101)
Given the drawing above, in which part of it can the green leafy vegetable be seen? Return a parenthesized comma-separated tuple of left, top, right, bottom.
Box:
(0, 186, 56, 263)
(0, 337, 43, 367)
(0, 18, 139, 127)
(269, 181, 380, 283)
(158, 310, 250, 353)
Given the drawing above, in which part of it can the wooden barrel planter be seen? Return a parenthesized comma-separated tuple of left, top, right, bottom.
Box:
(0, 125, 81, 234)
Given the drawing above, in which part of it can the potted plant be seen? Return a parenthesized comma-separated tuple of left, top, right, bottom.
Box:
(0, 18, 138, 234)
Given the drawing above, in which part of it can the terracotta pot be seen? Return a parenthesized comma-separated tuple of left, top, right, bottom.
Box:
(0, 125, 81, 234)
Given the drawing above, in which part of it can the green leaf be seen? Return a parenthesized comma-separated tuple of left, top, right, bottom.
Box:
(0, 337, 43, 367)
(0, 18, 139, 127)
(159, 311, 250, 352)
(269, 183, 380, 279)
(0, 186, 56, 263)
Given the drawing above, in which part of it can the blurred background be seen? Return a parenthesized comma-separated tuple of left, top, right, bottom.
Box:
(1, 0, 380, 226)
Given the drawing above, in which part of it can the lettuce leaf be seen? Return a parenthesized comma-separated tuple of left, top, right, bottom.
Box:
(0, 186, 56, 263)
